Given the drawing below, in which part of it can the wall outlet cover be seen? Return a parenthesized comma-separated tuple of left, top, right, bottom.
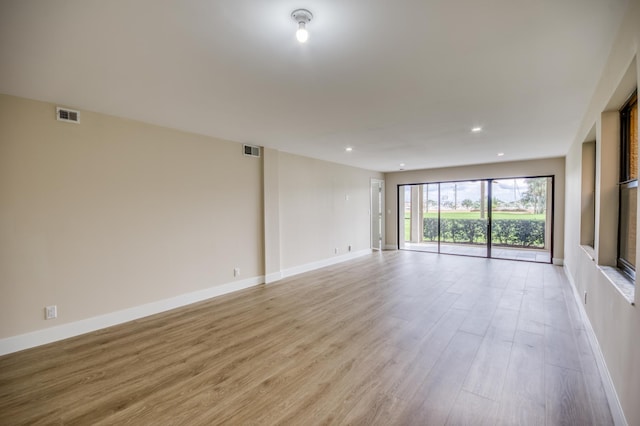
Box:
(45, 305, 57, 320)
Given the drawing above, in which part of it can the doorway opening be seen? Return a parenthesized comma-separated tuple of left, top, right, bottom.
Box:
(371, 179, 385, 250)
(398, 176, 553, 263)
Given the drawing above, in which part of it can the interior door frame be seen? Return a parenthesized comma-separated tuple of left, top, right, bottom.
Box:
(370, 179, 385, 250)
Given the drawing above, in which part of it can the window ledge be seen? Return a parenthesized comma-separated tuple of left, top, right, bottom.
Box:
(599, 266, 635, 305)
(579, 246, 635, 305)
(580, 245, 595, 261)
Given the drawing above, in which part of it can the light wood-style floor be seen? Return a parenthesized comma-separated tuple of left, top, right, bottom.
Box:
(0, 251, 613, 425)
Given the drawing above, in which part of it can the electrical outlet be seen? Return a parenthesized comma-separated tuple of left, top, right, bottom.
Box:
(45, 305, 57, 320)
(234, 267, 240, 277)
(348, 245, 352, 252)
(334, 248, 338, 254)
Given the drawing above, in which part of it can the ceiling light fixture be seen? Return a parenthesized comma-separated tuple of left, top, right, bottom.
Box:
(497, 152, 505, 157)
(345, 147, 353, 152)
(471, 127, 482, 133)
(292, 9, 313, 43)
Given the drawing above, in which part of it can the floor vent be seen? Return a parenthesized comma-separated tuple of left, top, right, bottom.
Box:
(243, 144, 261, 157)
(56, 107, 80, 123)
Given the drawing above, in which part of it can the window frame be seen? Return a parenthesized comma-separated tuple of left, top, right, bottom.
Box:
(617, 90, 637, 281)
(396, 175, 554, 264)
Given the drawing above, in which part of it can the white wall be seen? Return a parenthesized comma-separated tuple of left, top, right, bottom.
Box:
(0, 94, 264, 338)
(0, 94, 380, 349)
(563, 0, 640, 424)
(277, 152, 382, 270)
(384, 157, 566, 262)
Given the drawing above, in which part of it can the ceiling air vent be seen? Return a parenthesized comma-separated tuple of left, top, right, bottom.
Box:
(56, 107, 80, 123)
(243, 144, 261, 157)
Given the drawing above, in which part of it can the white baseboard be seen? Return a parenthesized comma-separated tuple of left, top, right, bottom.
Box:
(264, 271, 282, 284)
(563, 263, 627, 426)
(280, 249, 372, 280)
(0, 276, 264, 356)
(552, 257, 564, 266)
(0, 250, 374, 356)
(384, 244, 398, 250)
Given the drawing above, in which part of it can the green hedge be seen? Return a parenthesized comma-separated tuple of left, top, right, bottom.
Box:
(423, 218, 545, 248)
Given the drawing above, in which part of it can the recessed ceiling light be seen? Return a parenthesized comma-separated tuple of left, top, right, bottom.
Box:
(399, 163, 405, 167)
(471, 127, 482, 133)
(345, 147, 353, 152)
(497, 152, 505, 157)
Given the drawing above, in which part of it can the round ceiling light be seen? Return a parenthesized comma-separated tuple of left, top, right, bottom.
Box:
(291, 9, 313, 43)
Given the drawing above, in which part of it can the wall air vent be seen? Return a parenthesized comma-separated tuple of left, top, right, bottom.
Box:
(243, 144, 261, 157)
(56, 107, 80, 123)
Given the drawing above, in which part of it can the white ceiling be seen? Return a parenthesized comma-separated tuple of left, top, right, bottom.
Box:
(0, 0, 629, 172)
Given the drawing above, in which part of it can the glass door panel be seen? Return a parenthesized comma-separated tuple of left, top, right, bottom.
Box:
(490, 177, 551, 263)
(419, 184, 439, 252)
(439, 181, 488, 257)
(398, 185, 412, 250)
(399, 184, 438, 252)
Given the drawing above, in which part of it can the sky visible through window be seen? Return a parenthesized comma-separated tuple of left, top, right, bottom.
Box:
(405, 179, 540, 209)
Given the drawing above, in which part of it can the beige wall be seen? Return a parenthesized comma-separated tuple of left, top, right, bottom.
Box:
(563, 0, 640, 424)
(0, 94, 380, 341)
(384, 157, 566, 261)
(0, 94, 264, 337)
(580, 141, 596, 247)
(263, 148, 281, 281)
(278, 152, 382, 269)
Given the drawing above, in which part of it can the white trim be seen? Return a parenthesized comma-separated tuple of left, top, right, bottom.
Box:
(264, 271, 283, 284)
(281, 249, 372, 279)
(563, 263, 628, 426)
(384, 244, 398, 250)
(0, 249, 376, 355)
(0, 276, 264, 356)
(552, 257, 564, 265)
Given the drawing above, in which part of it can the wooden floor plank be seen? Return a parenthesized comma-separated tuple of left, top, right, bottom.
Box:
(388, 307, 469, 402)
(0, 251, 613, 425)
(458, 287, 503, 336)
(502, 330, 545, 403)
(545, 363, 595, 425)
(400, 331, 483, 425)
(496, 396, 546, 426)
(446, 390, 499, 426)
(462, 335, 512, 401)
(544, 325, 583, 371)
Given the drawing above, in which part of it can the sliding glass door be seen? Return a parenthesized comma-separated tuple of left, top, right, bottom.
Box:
(399, 184, 438, 252)
(439, 181, 488, 257)
(398, 176, 553, 263)
(490, 177, 551, 263)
